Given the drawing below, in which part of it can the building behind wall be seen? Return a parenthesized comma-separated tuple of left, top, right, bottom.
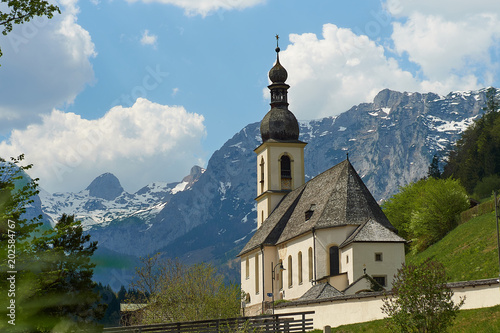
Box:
(238, 41, 406, 316)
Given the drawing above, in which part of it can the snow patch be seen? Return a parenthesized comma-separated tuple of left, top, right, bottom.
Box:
(172, 181, 188, 194)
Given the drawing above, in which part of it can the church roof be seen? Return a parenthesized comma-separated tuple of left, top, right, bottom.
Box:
(340, 219, 407, 248)
(239, 159, 399, 256)
(297, 282, 344, 301)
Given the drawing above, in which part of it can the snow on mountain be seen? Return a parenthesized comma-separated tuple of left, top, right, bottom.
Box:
(40, 166, 205, 230)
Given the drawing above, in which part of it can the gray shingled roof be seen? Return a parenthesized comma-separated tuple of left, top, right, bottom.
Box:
(298, 282, 344, 301)
(340, 219, 407, 248)
(239, 159, 399, 256)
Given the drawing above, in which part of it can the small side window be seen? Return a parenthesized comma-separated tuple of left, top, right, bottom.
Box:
(373, 276, 386, 287)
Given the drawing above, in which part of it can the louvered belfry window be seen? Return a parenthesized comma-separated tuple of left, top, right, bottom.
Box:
(280, 155, 292, 190)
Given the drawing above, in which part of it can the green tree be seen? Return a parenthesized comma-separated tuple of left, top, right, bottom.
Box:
(0, 0, 60, 58)
(34, 214, 104, 330)
(427, 154, 441, 179)
(382, 260, 465, 333)
(127, 253, 241, 325)
(383, 177, 469, 252)
(1, 157, 104, 331)
(473, 174, 500, 199)
(0, 155, 48, 331)
(443, 87, 500, 194)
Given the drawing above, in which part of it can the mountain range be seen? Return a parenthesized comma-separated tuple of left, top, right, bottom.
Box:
(38, 88, 491, 286)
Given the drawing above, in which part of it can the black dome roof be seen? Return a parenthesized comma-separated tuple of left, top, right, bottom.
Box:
(260, 107, 299, 142)
(269, 51, 288, 83)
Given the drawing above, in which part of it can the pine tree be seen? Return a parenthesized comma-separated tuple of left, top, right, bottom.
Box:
(34, 214, 105, 330)
(1, 157, 105, 331)
(442, 87, 500, 194)
(427, 154, 441, 179)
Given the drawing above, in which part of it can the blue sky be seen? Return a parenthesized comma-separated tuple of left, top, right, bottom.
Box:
(0, 0, 499, 193)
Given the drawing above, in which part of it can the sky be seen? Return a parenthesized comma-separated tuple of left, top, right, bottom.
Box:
(0, 0, 499, 194)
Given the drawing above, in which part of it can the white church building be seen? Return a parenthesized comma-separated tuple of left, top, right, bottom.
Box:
(238, 42, 406, 316)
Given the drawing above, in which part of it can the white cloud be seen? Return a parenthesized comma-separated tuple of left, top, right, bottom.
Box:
(125, 0, 266, 17)
(386, 0, 500, 90)
(0, 0, 96, 135)
(140, 29, 158, 48)
(271, 24, 421, 120)
(0, 99, 207, 193)
(391, 12, 500, 86)
(385, 0, 500, 19)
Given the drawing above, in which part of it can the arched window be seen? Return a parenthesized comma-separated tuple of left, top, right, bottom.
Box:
(279, 259, 284, 290)
(259, 157, 265, 193)
(255, 253, 259, 294)
(288, 255, 293, 287)
(329, 246, 340, 276)
(298, 251, 303, 284)
(280, 155, 292, 190)
(308, 247, 313, 281)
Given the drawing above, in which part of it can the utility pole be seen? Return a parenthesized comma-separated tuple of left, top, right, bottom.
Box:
(495, 191, 500, 281)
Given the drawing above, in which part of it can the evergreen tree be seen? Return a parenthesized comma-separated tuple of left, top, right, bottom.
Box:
(1, 157, 104, 331)
(0, 155, 49, 331)
(442, 87, 500, 194)
(34, 214, 105, 330)
(427, 154, 441, 179)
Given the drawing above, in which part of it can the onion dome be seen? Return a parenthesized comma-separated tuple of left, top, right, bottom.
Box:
(269, 47, 288, 83)
(260, 36, 300, 142)
(260, 107, 300, 141)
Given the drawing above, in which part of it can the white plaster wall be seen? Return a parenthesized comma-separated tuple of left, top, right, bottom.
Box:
(315, 226, 358, 279)
(275, 281, 500, 329)
(350, 242, 405, 288)
(265, 143, 305, 191)
(278, 234, 316, 300)
(241, 250, 260, 307)
(255, 142, 305, 228)
(452, 284, 500, 309)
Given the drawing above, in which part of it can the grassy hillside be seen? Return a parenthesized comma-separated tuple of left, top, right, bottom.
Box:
(406, 210, 499, 282)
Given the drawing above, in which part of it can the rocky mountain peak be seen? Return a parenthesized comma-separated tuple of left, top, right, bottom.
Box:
(86, 172, 124, 200)
(182, 165, 205, 184)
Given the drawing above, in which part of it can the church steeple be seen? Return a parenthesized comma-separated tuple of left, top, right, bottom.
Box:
(255, 37, 306, 228)
(260, 35, 300, 143)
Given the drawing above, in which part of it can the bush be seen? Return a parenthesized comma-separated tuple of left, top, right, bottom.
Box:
(382, 260, 465, 333)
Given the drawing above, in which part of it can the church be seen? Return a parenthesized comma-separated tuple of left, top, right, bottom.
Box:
(238, 41, 406, 315)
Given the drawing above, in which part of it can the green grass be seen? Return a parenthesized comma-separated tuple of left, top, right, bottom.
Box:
(406, 211, 499, 282)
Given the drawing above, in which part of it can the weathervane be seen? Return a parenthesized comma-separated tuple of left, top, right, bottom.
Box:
(275, 34, 280, 53)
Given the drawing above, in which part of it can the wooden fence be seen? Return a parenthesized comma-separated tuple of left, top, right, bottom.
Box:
(103, 311, 314, 333)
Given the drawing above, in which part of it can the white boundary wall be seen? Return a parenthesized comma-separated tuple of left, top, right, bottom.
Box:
(275, 279, 500, 329)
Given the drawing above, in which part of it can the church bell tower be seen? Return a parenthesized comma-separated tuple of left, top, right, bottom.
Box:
(255, 36, 307, 228)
